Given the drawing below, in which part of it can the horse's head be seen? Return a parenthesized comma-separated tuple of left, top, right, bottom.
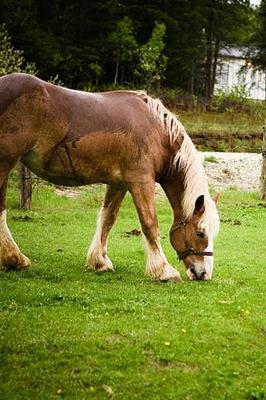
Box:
(170, 194, 220, 281)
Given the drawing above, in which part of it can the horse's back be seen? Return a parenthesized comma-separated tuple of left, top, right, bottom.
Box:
(0, 73, 155, 140)
(45, 85, 155, 139)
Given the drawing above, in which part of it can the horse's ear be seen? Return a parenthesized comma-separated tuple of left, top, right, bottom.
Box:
(212, 193, 220, 204)
(194, 195, 205, 215)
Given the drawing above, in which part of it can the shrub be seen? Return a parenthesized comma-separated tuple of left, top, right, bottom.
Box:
(0, 23, 37, 77)
(212, 84, 266, 116)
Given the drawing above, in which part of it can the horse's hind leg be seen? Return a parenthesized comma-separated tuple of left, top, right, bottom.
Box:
(128, 179, 181, 282)
(0, 175, 31, 271)
(87, 185, 127, 272)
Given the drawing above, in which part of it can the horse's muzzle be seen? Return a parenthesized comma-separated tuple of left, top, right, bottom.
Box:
(189, 266, 206, 281)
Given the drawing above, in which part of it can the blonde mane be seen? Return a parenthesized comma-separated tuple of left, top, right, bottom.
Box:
(141, 93, 210, 220)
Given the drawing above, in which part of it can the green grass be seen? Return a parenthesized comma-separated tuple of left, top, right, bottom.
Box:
(172, 110, 264, 152)
(204, 155, 219, 164)
(0, 183, 266, 400)
(178, 110, 264, 136)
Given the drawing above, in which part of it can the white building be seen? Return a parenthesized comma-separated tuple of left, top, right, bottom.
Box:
(215, 47, 265, 100)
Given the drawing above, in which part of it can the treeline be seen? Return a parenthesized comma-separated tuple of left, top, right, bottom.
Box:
(0, 0, 265, 97)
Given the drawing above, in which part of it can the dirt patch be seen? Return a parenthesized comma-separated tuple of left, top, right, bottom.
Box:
(125, 229, 142, 237)
(192, 132, 262, 153)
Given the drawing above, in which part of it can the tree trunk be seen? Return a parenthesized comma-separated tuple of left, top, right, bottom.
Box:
(211, 38, 220, 95)
(190, 60, 195, 95)
(114, 58, 119, 86)
(204, 26, 213, 101)
(19, 163, 32, 210)
(121, 65, 125, 86)
(261, 124, 266, 200)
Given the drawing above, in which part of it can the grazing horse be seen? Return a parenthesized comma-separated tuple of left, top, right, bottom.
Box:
(0, 73, 220, 281)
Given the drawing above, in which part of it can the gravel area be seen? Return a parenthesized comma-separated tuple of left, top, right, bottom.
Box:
(201, 152, 262, 192)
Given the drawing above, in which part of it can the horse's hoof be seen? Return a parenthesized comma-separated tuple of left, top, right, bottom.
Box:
(159, 269, 182, 283)
(87, 253, 115, 273)
(87, 263, 115, 273)
(95, 264, 115, 273)
(160, 275, 182, 283)
(18, 255, 31, 270)
(2, 253, 31, 271)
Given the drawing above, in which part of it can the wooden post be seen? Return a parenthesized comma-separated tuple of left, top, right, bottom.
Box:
(261, 123, 266, 200)
(19, 162, 32, 210)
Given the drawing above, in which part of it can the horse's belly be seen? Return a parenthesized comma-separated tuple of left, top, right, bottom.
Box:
(21, 148, 83, 186)
(21, 146, 123, 187)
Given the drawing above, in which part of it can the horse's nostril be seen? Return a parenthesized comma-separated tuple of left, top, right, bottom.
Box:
(189, 266, 196, 277)
(190, 266, 206, 280)
(200, 270, 206, 280)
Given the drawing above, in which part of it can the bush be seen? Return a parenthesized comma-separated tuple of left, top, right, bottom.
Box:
(0, 24, 62, 86)
(212, 84, 266, 116)
(0, 23, 37, 77)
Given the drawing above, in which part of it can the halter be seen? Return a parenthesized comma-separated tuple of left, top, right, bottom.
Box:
(177, 247, 213, 261)
(170, 220, 214, 262)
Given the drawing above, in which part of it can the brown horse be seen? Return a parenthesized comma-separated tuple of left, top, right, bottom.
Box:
(0, 73, 220, 281)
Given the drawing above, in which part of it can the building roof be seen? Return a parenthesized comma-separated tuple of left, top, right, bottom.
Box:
(218, 47, 249, 59)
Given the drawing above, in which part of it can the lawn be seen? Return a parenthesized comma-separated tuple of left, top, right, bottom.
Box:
(0, 182, 265, 400)
(177, 110, 264, 152)
(178, 110, 264, 136)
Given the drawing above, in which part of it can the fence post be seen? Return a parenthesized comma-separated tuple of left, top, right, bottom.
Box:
(261, 123, 266, 200)
(19, 162, 32, 210)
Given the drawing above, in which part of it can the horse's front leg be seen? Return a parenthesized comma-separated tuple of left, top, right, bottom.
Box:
(128, 179, 182, 283)
(87, 185, 127, 272)
(0, 176, 31, 270)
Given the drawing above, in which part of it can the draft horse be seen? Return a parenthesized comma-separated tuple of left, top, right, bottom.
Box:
(0, 73, 220, 281)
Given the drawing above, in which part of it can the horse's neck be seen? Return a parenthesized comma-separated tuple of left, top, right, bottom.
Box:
(160, 177, 184, 220)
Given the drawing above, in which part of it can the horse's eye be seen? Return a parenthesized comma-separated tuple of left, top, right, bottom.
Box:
(196, 231, 204, 238)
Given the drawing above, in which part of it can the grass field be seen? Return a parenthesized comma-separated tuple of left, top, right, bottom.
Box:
(177, 111, 263, 152)
(178, 110, 264, 137)
(0, 182, 265, 400)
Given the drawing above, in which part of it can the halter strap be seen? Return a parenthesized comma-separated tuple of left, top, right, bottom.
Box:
(177, 248, 213, 261)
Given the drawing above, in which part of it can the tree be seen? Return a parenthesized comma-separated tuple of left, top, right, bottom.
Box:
(0, 0, 258, 93)
(253, 0, 266, 71)
(201, 0, 255, 99)
(108, 18, 168, 89)
(135, 22, 168, 89)
(163, 0, 206, 94)
(108, 17, 138, 86)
